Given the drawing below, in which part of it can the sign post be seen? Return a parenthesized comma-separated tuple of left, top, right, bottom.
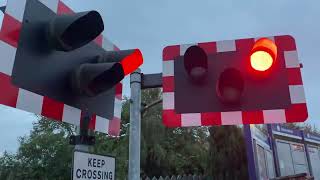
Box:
(72, 150, 115, 180)
(69, 111, 95, 152)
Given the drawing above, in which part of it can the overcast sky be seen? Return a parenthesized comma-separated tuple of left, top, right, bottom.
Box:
(0, 0, 320, 154)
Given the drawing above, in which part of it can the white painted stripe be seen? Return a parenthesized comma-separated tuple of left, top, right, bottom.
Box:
(163, 92, 174, 110)
(62, 105, 81, 126)
(39, 0, 59, 12)
(95, 116, 109, 133)
(180, 44, 197, 55)
(102, 37, 114, 51)
(16, 89, 43, 114)
(289, 85, 306, 104)
(221, 111, 242, 125)
(254, 36, 275, 42)
(181, 113, 201, 126)
(0, 41, 16, 75)
(284, 51, 300, 68)
(263, 109, 286, 123)
(113, 98, 122, 119)
(6, 0, 27, 22)
(216, 40, 236, 52)
(163, 61, 174, 77)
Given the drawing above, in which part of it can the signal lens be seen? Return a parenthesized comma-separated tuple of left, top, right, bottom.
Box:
(217, 68, 244, 104)
(250, 51, 273, 71)
(184, 46, 208, 84)
(250, 38, 277, 72)
(120, 49, 143, 76)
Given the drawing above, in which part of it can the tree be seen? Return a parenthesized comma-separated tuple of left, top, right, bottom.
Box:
(140, 88, 209, 178)
(0, 118, 74, 179)
(207, 126, 248, 180)
(93, 97, 130, 179)
(0, 151, 18, 179)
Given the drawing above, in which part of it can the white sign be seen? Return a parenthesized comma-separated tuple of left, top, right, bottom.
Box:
(73, 151, 115, 180)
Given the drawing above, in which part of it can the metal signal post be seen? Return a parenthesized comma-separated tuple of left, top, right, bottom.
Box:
(128, 69, 142, 180)
(128, 71, 162, 179)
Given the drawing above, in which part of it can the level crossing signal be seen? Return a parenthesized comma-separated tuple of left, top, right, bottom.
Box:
(0, 0, 143, 135)
(162, 35, 307, 127)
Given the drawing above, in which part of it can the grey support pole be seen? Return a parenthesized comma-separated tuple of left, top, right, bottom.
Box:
(128, 69, 142, 180)
(74, 127, 90, 152)
(70, 112, 94, 179)
(74, 112, 92, 152)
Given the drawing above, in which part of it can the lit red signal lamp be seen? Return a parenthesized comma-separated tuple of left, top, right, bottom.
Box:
(72, 49, 143, 97)
(250, 38, 277, 72)
(120, 49, 143, 76)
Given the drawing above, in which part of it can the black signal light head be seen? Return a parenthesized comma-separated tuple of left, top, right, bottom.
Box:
(47, 11, 104, 51)
(183, 45, 208, 84)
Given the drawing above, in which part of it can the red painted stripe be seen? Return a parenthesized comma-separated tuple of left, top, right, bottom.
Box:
(163, 45, 180, 61)
(108, 117, 121, 136)
(0, 14, 21, 48)
(0, 73, 19, 107)
(235, 38, 255, 52)
(57, 1, 74, 14)
(115, 83, 122, 94)
(242, 110, 264, 124)
(198, 42, 217, 54)
(201, 112, 221, 125)
(94, 35, 103, 46)
(162, 110, 181, 127)
(275, 35, 297, 51)
(285, 103, 308, 123)
(115, 83, 122, 99)
(162, 76, 174, 92)
(41, 97, 64, 121)
(88, 115, 96, 130)
(287, 68, 303, 85)
(235, 38, 255, 73)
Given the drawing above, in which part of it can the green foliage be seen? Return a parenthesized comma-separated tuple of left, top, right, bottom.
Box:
(93, 98, 130, 179)
(208, 126, 248, 180)
(140, 89, 209, 178)
(0, 118, 74, 179)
